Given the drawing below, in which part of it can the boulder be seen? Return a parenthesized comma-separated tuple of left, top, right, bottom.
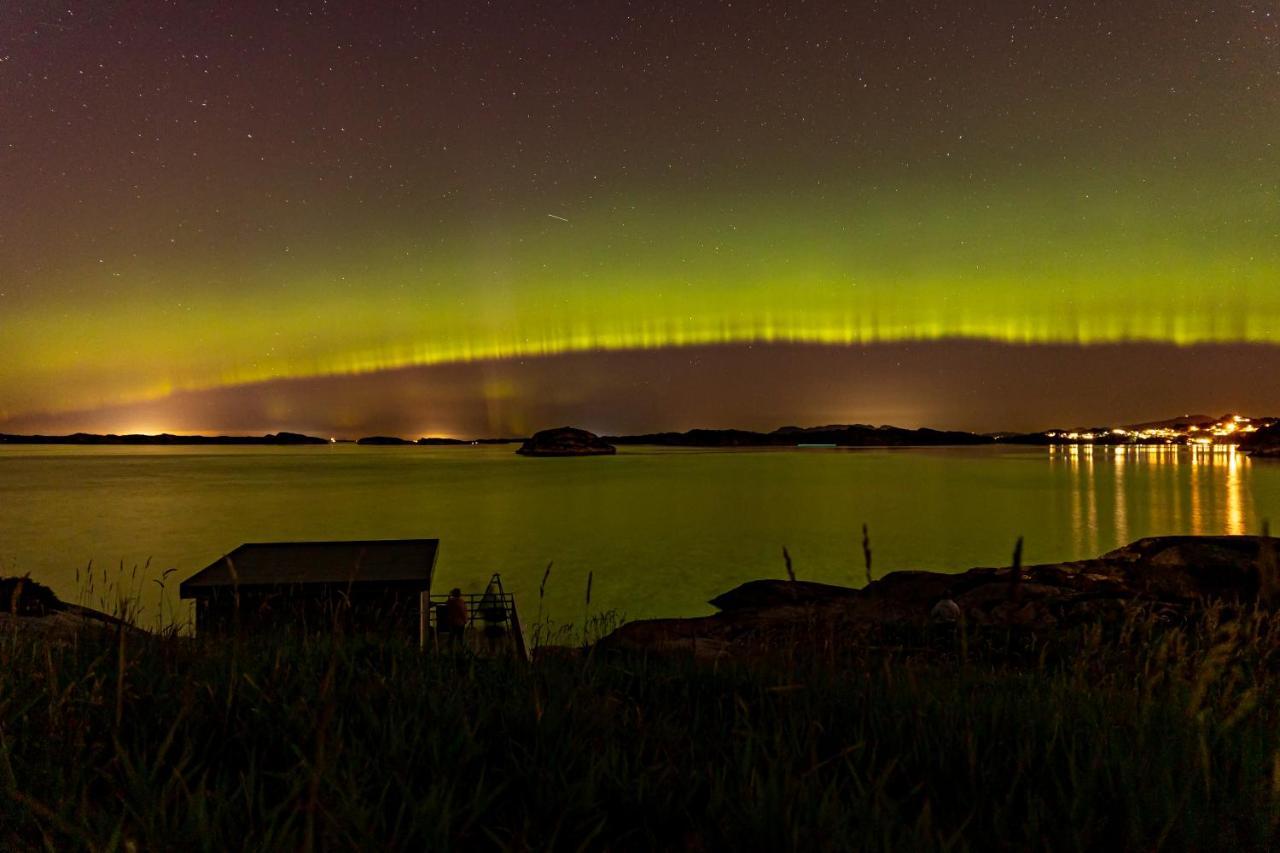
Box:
(930, 599, 961, 622)
(516, 427, 616, 457)
(709, 579, 859, 611)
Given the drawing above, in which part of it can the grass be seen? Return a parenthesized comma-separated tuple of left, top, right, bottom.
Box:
(3, 599, 1280, 851)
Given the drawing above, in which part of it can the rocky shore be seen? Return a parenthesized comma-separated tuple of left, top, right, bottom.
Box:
(8, 536, 1279, 659)
(0, 576, 137, 643)
(601, 535, 1280, 660)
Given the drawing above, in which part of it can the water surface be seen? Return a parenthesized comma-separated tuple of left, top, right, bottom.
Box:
(1, 444, 1276, 628)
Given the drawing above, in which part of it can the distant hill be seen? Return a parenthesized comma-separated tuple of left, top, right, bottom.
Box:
(606, 425, 993, 448)
(0, 432, 328, 445)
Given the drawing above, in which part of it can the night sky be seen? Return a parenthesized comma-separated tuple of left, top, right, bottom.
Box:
(3, 2, 1278, 436)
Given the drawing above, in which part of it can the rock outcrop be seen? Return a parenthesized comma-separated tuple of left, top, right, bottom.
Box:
(600, 536, 1280, 659)
(708, 579, 859, 611)
(516, 427, 617, 457)
(1240, 423, 1280, 458)
(0, 576, 139, 645)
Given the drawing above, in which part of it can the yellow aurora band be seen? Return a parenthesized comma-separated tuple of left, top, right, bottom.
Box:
(2, 178, 1278, 421)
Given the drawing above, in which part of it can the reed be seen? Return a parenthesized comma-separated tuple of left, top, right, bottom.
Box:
(5, 564, 1280, 850)
(534, 560, 553, 628)
(1009, 535, 1024, 604)
(861, 523, 873, 586)
(1260, 521, 1278, 606)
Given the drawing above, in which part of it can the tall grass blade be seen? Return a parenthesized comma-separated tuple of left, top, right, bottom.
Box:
(861, 524, 873, 586)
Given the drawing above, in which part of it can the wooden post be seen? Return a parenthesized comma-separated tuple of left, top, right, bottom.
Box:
(418, 590, 427, 650)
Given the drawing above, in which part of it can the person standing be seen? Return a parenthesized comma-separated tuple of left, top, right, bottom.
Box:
(443, 587, 469, 647)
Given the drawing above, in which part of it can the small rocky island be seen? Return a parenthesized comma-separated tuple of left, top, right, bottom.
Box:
(516, 426, 617, 457)
(356, 435, 416, 445)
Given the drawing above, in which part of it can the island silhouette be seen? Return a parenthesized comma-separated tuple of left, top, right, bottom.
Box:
(3, 414, 1278, 454)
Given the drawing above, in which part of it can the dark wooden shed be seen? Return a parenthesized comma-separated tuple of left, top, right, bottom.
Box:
(179, 539, 438, 644)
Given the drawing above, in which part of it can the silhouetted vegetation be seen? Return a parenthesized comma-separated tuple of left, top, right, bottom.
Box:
(4, 599, 1280, 850)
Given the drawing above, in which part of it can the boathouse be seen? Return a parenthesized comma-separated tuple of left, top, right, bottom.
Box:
(179, 539, 438, 644)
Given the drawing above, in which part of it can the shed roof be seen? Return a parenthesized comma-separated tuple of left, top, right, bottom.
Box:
(179, 539, 438, 597)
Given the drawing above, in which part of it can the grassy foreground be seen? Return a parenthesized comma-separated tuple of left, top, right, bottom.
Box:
(3, 608, 1280, 851)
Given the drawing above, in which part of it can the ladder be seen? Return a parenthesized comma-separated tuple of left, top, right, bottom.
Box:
(427, 573, 530, 661)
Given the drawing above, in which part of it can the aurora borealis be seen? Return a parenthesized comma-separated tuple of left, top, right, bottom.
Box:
(2, 2, 1278, 435)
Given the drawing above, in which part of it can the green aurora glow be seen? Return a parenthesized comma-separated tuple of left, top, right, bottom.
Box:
(5, 170, 1278, 420)
(2, 2, 1278, 426)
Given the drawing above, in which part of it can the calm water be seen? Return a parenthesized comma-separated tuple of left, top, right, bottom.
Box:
(1, 444, 1278, 628)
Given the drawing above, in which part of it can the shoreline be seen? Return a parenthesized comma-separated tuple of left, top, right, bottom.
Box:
(7, 534, 1278, 650)
(6, 534, 1280, 848)
(603, 534, 1280, 660)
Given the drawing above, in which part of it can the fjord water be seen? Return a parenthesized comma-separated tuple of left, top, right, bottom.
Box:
(1, 444, 1277, 629)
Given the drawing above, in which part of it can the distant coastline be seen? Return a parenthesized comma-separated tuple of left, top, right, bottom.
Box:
(4, 413, 1278, 453)
(0, 431, 331, 446)
(0, 431, 528, 447)
(1, 424, 994, 448)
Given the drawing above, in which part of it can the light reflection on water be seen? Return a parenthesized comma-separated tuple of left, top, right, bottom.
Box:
(0, 444, 1276, 626)
(1050, 444, 1251, 545)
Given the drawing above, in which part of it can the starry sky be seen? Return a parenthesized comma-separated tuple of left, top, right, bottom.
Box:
(2, 1, 1278, 436)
